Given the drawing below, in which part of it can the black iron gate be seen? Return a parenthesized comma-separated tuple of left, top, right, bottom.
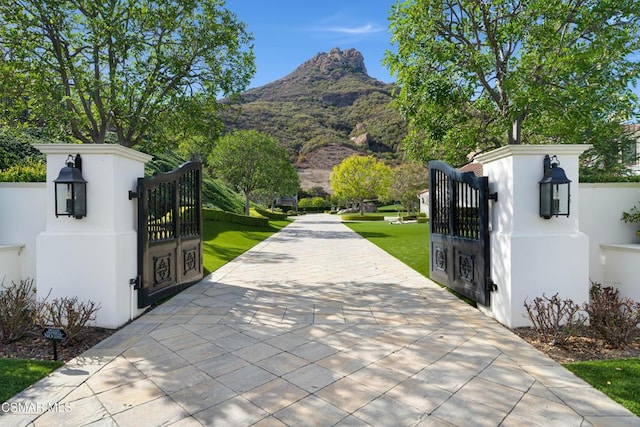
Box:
(132, 162, 203, 308)
(428, 161, 496, 306)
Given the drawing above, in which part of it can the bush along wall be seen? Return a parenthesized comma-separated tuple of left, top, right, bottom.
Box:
(202, 208, 269, 227)
(0, 159, 46, 182)
(253, 206, 288, 220)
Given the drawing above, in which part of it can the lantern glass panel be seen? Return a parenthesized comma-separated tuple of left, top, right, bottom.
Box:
(540, 182, 552, 218)
(55, 182, 74, 216)
(74, 183, 87, 217)
(554, 183, 570, 216)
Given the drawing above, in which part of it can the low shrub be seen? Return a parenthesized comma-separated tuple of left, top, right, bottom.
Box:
(340, 214, 381, 221)
(584, 283, 640, 347)
(249, 208, 268, 220)
(34, 296, 101, 342)
(253, 207, 288, 220)
(524, 283, 640, 348)
(0, 159, 46, 182)
(524, 293, 586, 345)
(580, 173, 640, 183)
(202, 208, 269, 227)
(0, 279, 38, 343)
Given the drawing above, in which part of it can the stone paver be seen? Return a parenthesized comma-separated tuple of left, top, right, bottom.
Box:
(2, 214, 639, 427)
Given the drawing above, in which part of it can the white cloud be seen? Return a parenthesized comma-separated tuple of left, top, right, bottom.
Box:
(318, 23, 385, 35)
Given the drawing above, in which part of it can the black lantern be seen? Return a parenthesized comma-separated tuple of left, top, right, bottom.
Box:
(54, 154, 87, 219)
(539, 155, 571, 219)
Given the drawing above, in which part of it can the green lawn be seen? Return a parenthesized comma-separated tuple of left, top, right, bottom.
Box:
(0, 358, 63, 403)
(202, 218, 290, 274)
(564, 358, 640, 416)
(345, 220, 430, 278)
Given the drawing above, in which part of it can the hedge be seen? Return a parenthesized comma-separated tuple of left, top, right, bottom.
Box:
(202, 208, 269, 227)
(253, 206, 288, 220)
(580, 173, 640, 183)
(341, 213, 429, 223)
(340, 214, 382, 222)
(0, 160, 46, 182)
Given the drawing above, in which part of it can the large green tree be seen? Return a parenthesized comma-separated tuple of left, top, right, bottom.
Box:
(0, 0, 254, 147)
(388, 163, 429, 213)
(385, 0, 640, 168)
(208, 130, 299, 215)
(330, 155, 392, 215)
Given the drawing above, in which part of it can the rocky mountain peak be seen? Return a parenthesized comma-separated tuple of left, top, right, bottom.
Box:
(293, 47, 368, 78)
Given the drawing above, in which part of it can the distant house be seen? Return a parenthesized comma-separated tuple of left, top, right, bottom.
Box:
(458, 161, 484, 177)
(276, 195, 298, 212)
(418, 189, 429, 217)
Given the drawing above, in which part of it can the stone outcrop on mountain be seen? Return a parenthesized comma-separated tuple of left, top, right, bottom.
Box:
(221, 48, 406, 191)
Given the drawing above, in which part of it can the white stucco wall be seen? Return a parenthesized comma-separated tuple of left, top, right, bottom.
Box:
(579, 183, 640, 285)
(0, 183, 46, 285)
(34, 144, 152, 328)
(475, 145, 591, 328)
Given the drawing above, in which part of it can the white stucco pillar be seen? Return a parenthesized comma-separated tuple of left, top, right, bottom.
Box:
(34, 144, 152, 329)
(475, 145, 591, 328)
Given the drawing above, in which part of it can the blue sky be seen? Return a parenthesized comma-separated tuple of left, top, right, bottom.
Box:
(225, 0, 397, 89)
(225, 0, 639, 121)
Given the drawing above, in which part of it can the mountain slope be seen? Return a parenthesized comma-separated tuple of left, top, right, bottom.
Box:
(221, 48, 406, 191)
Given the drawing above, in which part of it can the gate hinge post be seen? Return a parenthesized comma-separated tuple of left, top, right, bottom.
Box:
(130, 276, 142, 290)
(128, 190, 139, 200)
(488, 192, 498, 202)
(486, 278, 498, 292)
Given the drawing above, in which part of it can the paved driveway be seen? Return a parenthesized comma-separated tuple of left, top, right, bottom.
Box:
(3, 214, 639, 426)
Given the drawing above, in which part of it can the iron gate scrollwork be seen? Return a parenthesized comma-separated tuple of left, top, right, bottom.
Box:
(134, 162, 203, 308)
(428, 160, 496, 306)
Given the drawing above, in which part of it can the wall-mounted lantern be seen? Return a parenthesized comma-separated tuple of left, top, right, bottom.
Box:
(539, 154, 571, 219)
(54, 154, 87, 219)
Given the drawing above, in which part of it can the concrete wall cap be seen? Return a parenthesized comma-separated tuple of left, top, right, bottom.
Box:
(475, 144, 592, 164)
(33, 144, 153, 163)
(0, 182, 46, 188)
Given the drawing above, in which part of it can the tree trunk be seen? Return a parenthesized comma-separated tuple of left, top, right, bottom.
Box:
(244, 191, 250, 216)
(508, 113, 525, 144)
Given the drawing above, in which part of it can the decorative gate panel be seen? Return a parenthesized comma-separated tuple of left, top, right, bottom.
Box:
(134, 162, 203, 308)
(428, 160, 496, 306)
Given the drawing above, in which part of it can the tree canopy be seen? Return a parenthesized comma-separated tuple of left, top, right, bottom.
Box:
(0, 0, 255, 147)
(330, 155, 392, 215)
(388, 163, 429, 213)
(208, 130, 299, 215)
(385, 0, 640, 167)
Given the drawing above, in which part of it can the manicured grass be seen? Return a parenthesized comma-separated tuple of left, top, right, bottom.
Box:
(202, 218, 290, 274)
(564, 358, 640, 416)
(345, 220, 430, 278)
(0, 358, 63, 403)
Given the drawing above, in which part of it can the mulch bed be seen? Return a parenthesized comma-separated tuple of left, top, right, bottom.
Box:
(0, 325, 116, 362)
(513, 326, 640, 364)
